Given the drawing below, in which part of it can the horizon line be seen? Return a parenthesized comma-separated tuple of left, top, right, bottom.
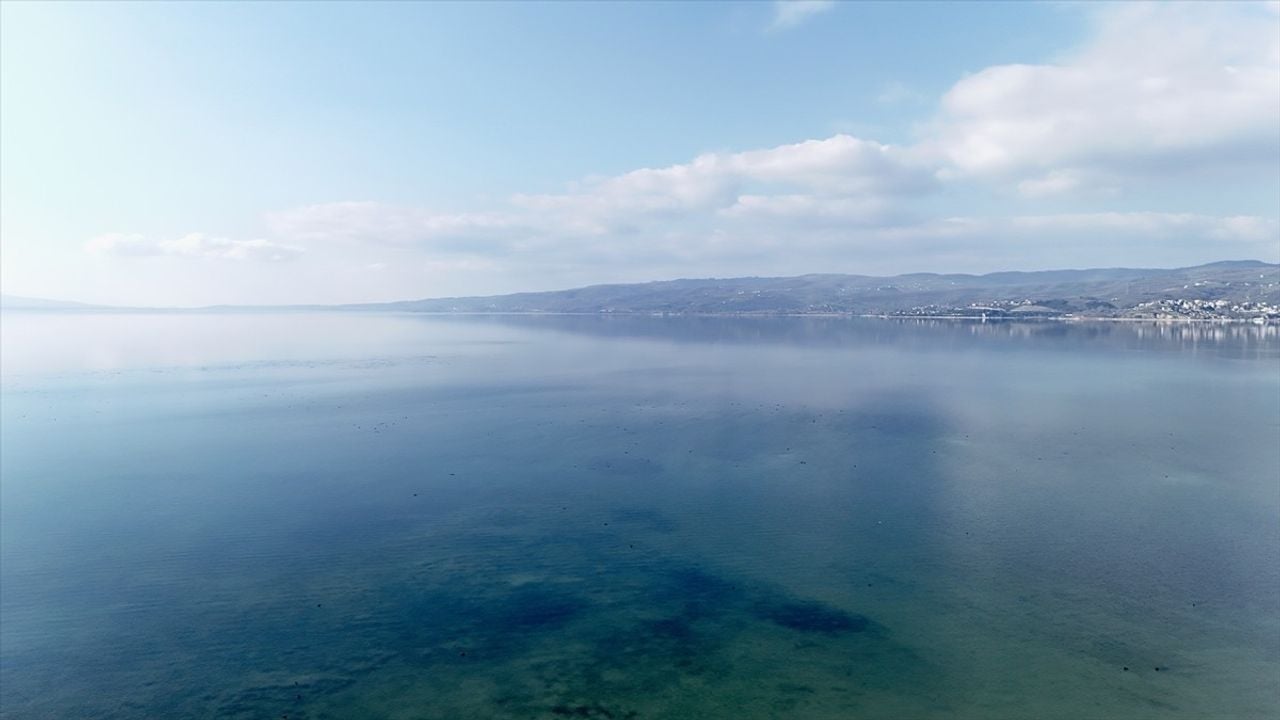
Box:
(3, 258, 1275, 311)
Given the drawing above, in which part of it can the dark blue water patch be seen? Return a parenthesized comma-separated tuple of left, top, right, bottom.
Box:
(753, 599, 871, 635)
(498, 586, 589, 631)
(644, 616, 697, 642)
(652, 566, 742, 622)
(638, 563, 881, 644)
(399, 581, 590, 659)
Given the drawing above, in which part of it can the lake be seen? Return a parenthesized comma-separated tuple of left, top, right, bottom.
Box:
(1, 313, 1277, 719)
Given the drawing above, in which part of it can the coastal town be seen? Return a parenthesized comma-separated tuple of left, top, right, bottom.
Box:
(895, 297, 1280, 321)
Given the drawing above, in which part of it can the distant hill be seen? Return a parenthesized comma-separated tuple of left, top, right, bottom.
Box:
(5, 261, 1278, 319)
(350, 260, 1280, 319)
(0, 294, 98, 310)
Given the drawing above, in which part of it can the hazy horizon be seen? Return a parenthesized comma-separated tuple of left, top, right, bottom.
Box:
(2, 2, 1278, 306)
(1, 257, 1274, 310)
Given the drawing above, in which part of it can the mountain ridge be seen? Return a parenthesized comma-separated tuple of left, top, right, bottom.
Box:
(352, 260, 1280, 319)
(4, 260, 1278, 319)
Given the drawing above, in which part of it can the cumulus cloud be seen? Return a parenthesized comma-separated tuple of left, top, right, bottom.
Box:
(266, 201, 520, 251)
(83, 233, 156, 257)
(718, 194, 903, 227)
(770, 1, 835, 31)
(929, 2, 1280, 186)
(85, 232, 301, 261)
(269, 134, 937, 253)
(510, 135, 937, 235)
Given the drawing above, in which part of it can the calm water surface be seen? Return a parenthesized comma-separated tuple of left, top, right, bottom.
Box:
(1, 313, 1277, 719)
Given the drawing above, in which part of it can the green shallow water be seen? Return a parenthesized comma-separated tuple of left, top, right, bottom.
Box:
(1, 314, 1277, 719)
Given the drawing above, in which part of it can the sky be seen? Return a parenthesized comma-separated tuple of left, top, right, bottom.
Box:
(1, 1, 1278, 306)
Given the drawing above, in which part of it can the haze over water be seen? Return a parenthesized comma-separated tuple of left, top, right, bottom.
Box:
(1, 313, 1277, 719)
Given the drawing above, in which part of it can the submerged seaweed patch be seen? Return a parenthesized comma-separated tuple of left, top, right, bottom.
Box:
(645, 617, 696, 642)
(656, 566, 741, 621)
(400, 581, 591, 663)
(651, 565, 873, 638)
(753, 599, 870, 635)
(362, 528, 892, 715)
(498, 586, 588, 631)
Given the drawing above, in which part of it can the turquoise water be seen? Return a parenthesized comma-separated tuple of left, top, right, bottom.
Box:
(1, 314, 1277, 719)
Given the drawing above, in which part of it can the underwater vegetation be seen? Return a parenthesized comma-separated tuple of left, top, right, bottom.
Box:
(754, 599, 871, 635)
(200, 506, 908, 719)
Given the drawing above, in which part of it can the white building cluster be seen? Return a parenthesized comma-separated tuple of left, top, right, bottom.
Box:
(1131, 298, 1280, 320)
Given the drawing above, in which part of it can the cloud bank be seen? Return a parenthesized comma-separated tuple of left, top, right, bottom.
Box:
(86, 233, 301, 262)
(930, 2, 1280, 191)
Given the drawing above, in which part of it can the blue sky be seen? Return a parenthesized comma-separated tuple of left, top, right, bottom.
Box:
(2, 1, 1277, 305)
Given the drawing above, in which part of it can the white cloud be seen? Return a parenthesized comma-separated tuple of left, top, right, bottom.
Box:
(270, 134, 938, 257)
(930, 2, 1280, 185)
(1016, 170, 1084, 198)
(85, 232, 301, 261)
(266, 201, 519, 248)
(732, 135, 937, 193)
(83, 233, 155, 257)
(770, 1, 835, 31)
(718, 194, 901, 227)
(509, 134, 937, 236)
